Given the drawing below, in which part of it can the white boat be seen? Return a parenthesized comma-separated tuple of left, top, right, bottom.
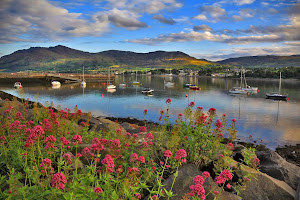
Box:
(229, 69, 251, 94)
(165, 81, 174, 87)
(106, 67, 116, 90)
(241, 70, 258, 91)
(51, 81, 61, 86)
(266, 72, 287, 101)
(142, 88, 154, 95)
(229, 87, 248, 94)
(81, 66, 86, 88)
(132, 68, 140, 85)
(119, 71, 126, 88)
(14, 82, 22, 88)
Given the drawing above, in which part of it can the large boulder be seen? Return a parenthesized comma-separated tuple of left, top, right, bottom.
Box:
(161, 164, 240, 200)
(256, 149, 300, 190)
(241, 173, 295, 200)
(295, 178, 300, 200)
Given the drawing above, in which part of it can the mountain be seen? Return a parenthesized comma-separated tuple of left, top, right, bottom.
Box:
(0, 45, 213, 72)
(218, 55, 300, 68)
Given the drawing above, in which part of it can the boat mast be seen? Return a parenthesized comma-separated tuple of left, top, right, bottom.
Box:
(243, 69, 247, 87)
(279, 71, 281, 94)
(240, 69, 243, 88)
(136, 68, 138, 82)
(83, 66, 84, 81)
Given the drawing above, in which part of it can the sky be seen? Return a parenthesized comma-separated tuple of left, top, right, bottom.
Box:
(0, 0, 299, 61)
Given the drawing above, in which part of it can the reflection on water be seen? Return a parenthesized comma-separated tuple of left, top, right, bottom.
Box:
(1, 76, 300, 149)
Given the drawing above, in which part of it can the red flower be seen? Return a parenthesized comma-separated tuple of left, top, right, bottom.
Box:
(51, 172, 67, 190)
(138, 156, 145, 163)
(174, 149, 187, 160)
(143, 109, 148, 115)
(72, 135, 82, 145)
(213, 190, 219, 195)
(163, 150, 173, 158)
(135, 193, 141, 199)
(226, 183, 231, 189)
(101, 154, 115, 173)
(152, 195, 158, 200)
(189, 184, 206, 199)
(160, 110, 164, 115)
(202, 171, 210, 178)
(94, 187, 103, 194)
(166, 98, 171, 104)
(129, 153, 138, 163)
(193, 175, 205, 185)
(139, 126, 147, 133)
(232, 119, 237, 123)
(189, 101, 195, 107)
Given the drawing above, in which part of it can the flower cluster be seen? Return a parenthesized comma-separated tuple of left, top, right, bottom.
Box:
(214, 169, 233, 185)
(51, 172, 67, 190)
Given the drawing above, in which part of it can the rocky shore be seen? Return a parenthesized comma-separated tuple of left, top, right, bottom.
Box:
(0, 90, 299, 199)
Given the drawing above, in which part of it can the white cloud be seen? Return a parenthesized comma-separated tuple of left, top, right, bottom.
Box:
(232, 0, 255, 6)
(194, 5, 227, 22)
(194, 14, 208, 21)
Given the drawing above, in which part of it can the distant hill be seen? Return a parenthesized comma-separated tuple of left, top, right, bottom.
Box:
(0, 45, 213, 72)
(218, 55, 300, 68)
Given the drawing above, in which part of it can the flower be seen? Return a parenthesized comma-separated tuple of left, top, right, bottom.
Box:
(193, 175, 205, 185)
(189, 101, 195, 107)
(135, 193, 141, 199)
(139, 126, 147, 133)
(72, 135, 82, 145)
(138, 156, 145, 163)
(143, 109, 148, 115)
(101, 154, 115, 173)
(213, 190, 219, 195)
(189, 184, 206, 199)
(129, 153, 138, 163)
(41, 158, 52, 169)
(174, 149, 187, 160)
(226, 183, 231, 189)
(160, 110, 164, 115)
(166, 98, 171, 104)
(232, 119, 237, 123)
(94, 187, 103, 194)
(145, 133, 154, 141)
(226, 143, 234, 150)
(163, 150, 173, 158)
(202, 171, 210, 178)
(152, 195, 158, 200)
(51, 172, 67, 190)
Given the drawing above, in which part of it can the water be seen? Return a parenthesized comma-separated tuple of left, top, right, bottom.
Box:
(1, 75, 300, 149)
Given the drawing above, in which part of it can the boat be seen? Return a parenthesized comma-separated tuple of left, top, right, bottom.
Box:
(242, 70, 258, 91)
(132, 68, 140, 85)
(266, 72, 287, 101)
(229, 87, 248, 94)
(106, 67, 116, 90)
(14, 82, 22, 88)
(165, 81, 175, 87)
(142, 88, 154, 95)
(183, 83, 192, 88)
(166, 69, 173, 76)
(229, 69, 248, 94)
(81, 66, 86, 88)
(189, 85, 200, 90)
(119, 71, 126, 88)
(51, 81, 61, 87)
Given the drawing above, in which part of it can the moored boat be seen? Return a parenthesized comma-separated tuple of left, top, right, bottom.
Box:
(266, 72, 287, 101)
(14, 82, 22, 88)
(51, 81, 61, 87)
(189, 85, 200, 90)
(142, 88, 154, 95)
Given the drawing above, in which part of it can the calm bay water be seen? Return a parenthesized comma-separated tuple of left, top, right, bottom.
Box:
(1, 75, 300, 149)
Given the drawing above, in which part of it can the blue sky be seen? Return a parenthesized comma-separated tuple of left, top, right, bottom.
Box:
(0, 0, 299, 61)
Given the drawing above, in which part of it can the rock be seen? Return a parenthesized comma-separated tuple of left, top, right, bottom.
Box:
(295, 178, 300, 200)
(121, 122, 139, 133)
(256, 149, 300, 190)
(161, 164, 240, 200)
(241, 173, 295, 200)
(80, 116, 126, 134)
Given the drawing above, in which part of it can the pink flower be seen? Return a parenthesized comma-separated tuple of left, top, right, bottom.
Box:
(94, 187, 103, 194)
(79, 121, 86, 127)
(197, 106, 203, 110)
(145, 133, 154, 141)
(174, 149, 187, 160)
(138, 156, 145, 163)
(189, 184, 206, 199)
(193, 175, 205, 185)
(178, 113, 183, 117)
(215, 120, 223, 128)
(76, 153, 82, 158)
(51, 172, 67, 190)
(139, 126, 147, 133)
(202, 171, 210, 178)
(166, 165, 171, 168)
(14, 112, 24, 120)
(166, 98, 171, 104)
(72, 135, 82, 145)
(41, 158, 52, 168)
(129, 153, 138, 163)
(143, 109, 148, 115)
(226, 183, 231, 189)
(226, 143, 234, 150)
(189, 101, 195, 107)
(214, 176, 225, 185)
(253, 158, 260, 166)
(218, 133, 223, 137)
(213, 190, 219, 195)
(128, 167, 139, 174)
(163, 150, 173, 158)
(152, 195, 158, 200)
(135, 193, 141, 199)
(160, 110, 164, 115)
(101, 154, 115, 173)
(220, 169, 233, 181)
(232, 119, 237, 123)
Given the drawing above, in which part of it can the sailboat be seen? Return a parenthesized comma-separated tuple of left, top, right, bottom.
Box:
(266, 72, 287, 100)
(242, 70, 258, 91)
(119, 71, 126, 88)
(81, 66, 86, 88)
(107, 67, 116, 90)
(132, 68, 140, 85)
(229, 69, 247, 94)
